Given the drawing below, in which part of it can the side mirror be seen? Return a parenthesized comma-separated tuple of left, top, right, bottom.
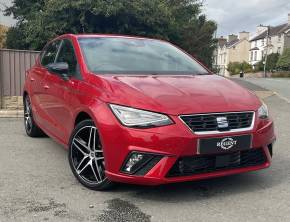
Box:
(47, 62, 70, 80)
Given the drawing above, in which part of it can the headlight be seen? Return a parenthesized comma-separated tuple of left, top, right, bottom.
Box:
(258, 103, 269, 119)
(109, 104, 173, 128)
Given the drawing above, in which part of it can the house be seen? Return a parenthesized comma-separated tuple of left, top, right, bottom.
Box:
(214, 32, 250, 76)
(249, 13, 290, 67)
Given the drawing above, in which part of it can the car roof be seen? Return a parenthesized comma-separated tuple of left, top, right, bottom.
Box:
(57, 33, 164, 41)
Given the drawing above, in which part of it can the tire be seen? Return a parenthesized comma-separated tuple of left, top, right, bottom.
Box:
(24, 95, 46, 137)
(68, 119, 114, 190)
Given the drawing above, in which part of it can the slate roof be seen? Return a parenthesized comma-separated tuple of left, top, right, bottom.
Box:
(225, 39, 240, 48)
(251, 23, 290, 41)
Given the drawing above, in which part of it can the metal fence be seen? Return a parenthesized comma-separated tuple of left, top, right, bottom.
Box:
(0, 49, 40, 97)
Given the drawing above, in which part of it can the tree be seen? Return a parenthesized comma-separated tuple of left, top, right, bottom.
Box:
(277, 48, 290, 71)
(0, 24, 8, 48)
(5, 25, 29, 49)
(4, 0, 217, 67)
(256, 53, 279, 71)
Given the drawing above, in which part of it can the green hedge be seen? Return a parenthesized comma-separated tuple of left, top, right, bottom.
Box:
(227, 61, 252, 75)
(277, 49, 290, 71)
(256, 53, 280, 71)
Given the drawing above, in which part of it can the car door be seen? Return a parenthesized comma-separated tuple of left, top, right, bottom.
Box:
(42, 39, 81, 142)
(30, 40, 62, 126)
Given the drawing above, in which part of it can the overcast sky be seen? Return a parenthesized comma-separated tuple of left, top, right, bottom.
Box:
(204, 0, 290, 37)
(0, 0, 14, 26)
(1, 0, 290, 37)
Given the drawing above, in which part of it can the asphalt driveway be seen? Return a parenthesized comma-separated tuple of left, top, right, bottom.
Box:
(0, 82, 290, 221)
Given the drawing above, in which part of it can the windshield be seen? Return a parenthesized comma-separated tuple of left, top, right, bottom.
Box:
(78, 37, 208, 75)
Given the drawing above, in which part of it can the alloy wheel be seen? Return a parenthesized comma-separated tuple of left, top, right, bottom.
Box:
(24, 96, 33, 134)
(70, 126, 106, 185)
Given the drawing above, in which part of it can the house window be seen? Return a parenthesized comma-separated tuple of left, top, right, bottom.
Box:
(251, 51, 253, 61)
(262, 39, 264, 46)
(255, 41, 257, 47)
(261, 50, 264, 59)
(278, 34, 281, 42)
(254, 51, 257, 61)
(278, 47, 281, 54)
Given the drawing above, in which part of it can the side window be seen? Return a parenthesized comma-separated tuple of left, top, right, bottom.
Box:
(41, 40, 61, 66)
(56, 39, 78, 76)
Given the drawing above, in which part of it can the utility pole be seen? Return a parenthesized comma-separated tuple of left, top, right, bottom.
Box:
(263, 26, 270, 78)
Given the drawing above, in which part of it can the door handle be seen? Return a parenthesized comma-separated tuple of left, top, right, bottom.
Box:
(44, 85, 50, 90)
(30, 78, 35, 82)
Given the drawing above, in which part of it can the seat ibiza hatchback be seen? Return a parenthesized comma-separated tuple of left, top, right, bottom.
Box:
(23, 34, 275, 190)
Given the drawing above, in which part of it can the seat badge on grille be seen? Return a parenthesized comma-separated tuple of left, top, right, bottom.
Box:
(216, 117, 228, 129)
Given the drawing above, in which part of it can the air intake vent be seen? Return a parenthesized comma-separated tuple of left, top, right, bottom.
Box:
(167, 148, 266, 177)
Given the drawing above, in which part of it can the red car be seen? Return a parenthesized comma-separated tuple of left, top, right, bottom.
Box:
(23, 34, 275, 190)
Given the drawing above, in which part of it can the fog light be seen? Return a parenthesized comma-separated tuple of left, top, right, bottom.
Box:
(125, 153, 144, 172)
(121, 152, 156, 174)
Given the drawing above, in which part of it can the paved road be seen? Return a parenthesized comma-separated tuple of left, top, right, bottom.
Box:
(229, 78, 268, 92)
(1, 90, 290, 221)
(242, 78, 290, 103)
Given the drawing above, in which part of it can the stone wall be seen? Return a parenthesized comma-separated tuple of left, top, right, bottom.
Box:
(1, 96, 23, 110)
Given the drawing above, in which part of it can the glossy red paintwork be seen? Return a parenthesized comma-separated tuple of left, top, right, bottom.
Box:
(24, 34, 276, 185)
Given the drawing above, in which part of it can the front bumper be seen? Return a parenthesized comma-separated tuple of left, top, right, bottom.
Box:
(93, 104, 276, 185)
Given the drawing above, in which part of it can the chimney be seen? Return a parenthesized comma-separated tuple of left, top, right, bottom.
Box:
(288, 13, 290, 25)
(218, 36, 227, 47)
(256, 25, 267, 35)
(239, 31, 250, 40)
(228, 34, 238, 42)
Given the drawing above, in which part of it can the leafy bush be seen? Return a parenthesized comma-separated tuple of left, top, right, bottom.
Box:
(227, 61, 252, 75)
(256, 53, 279, 72)
(277, 48, 290, 71)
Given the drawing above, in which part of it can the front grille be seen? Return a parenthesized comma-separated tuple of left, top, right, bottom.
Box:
(166, 148, 267, 177)
(180, 112, 254, 133)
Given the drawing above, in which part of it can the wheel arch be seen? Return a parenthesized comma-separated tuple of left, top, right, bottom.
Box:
(74, 111, 93, 127)
(23, 91, 28, 100)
